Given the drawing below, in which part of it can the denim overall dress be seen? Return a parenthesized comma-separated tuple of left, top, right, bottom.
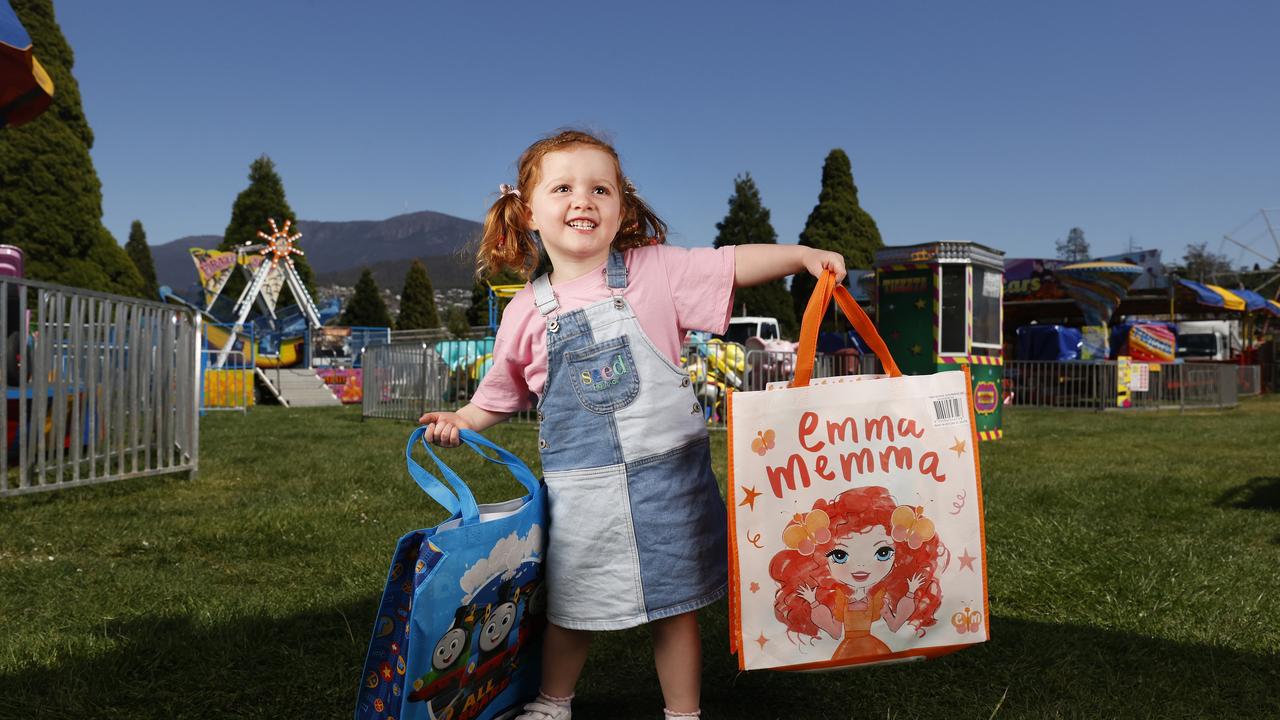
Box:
(531, 250, 728, 631)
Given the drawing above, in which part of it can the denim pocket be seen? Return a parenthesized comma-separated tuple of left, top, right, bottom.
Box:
(565, 336, 641, 414)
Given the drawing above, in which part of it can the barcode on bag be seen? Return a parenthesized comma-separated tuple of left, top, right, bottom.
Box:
(930, 393, 967, 427)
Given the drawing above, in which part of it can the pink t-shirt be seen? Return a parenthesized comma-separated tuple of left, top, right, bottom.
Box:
(471, 244, 737, 413)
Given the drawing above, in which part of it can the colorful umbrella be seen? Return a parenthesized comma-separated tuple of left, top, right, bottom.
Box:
(0, 0, 54, 128)
(1055, 261, 1144, 326)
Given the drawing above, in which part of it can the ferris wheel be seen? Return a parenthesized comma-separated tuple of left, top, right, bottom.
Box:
(1220, 209, 1280, 300)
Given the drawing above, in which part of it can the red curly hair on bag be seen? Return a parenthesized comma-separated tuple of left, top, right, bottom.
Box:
(769, 486, 945, 639)
(476, 129, 667, 280)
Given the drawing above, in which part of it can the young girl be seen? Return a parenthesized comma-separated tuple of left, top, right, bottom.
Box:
(770, 486, 943, 659)
(420, 129, 845, 720)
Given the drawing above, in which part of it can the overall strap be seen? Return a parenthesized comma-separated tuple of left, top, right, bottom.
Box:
(532, 273, 559, 316)
(606, 250, 628, 289)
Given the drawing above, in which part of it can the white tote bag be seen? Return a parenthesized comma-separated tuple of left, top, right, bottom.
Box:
(727, 271, 989, 671)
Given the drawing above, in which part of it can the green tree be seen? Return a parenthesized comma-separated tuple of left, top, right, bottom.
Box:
(789, 150, 883, 329)
(340, 268, 392, 327)
(1056, 227, 1091, 263)
(220, 155, 316, 313)
(447, 306, 472, 339)
(713, 173, 798, 338)
(1178, 242, 1236, 284)
(0, 0, 144, 296)
(125, 220, 159, 299)
(397, 259, 440, 330)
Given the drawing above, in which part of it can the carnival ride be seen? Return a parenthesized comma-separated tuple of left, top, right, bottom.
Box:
(161, 218, 339, 369)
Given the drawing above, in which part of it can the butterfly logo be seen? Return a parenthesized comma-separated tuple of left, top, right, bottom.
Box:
(751, 429, 776, 456)
(782, 509, 832, 556)
(951, 606, 983, 634)
(890, 505, 936, 550)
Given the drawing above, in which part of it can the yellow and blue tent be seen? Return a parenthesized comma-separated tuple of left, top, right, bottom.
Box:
(1176, 278, 1246, 311)
(1, 0, 53, 129)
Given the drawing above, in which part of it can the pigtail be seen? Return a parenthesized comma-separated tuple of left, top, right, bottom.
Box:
(477, 188, 540, 280)
(614, 180, 668, 250)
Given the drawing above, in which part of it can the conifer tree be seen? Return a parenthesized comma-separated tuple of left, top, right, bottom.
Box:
(790, 150, 883, 328)
(125, 220, 159, 299)
(0, 0, 144, 296)
(340, 268, 392, 327)
(397, 259, 440, 329)
(713, 174, 797, 338)
(220, 155, 316, 312)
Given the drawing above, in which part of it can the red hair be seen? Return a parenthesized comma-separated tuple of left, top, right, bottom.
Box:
(476, 129, 668, 280)
(768, 486, 944, 639)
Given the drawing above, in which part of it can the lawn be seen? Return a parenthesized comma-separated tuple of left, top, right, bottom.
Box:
(2, 399, 1278, 719)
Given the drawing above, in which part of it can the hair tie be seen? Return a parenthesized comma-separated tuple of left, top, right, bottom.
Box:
(499, 183, 520, 198)
(622, 177, 636, 195)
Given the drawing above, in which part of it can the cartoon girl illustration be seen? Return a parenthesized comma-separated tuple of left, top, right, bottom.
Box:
(769, 486, 943, 660)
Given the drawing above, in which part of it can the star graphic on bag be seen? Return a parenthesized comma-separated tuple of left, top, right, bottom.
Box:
(950, 438, 966, 456)
(958, 549, 977, 571)
(739, 485, 762, 511)
(911, 343, 923, 355)
(755, 632, 769, 649)
(915, 298, 927, 310)
(749, 582, 760, 594)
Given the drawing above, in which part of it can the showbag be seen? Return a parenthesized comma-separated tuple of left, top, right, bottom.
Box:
(355, 427, 547, 720)
(727, 271, 989, 671)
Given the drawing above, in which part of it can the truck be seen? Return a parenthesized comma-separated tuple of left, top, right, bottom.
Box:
(720, 316, 781, 345)
(1175, 320, 1241, 361)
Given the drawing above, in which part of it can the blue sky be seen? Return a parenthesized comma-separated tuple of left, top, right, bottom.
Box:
(56, 1, 1280, 266)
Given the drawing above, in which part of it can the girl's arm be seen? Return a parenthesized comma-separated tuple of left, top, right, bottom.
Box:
(419, 403, 514, 447)
(734, 244, 847, 288)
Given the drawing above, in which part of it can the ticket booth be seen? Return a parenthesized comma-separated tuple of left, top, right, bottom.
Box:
(873, 242, 1005, 440)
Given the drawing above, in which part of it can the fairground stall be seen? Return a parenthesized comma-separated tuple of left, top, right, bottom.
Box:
(873, 241, 1005, 440)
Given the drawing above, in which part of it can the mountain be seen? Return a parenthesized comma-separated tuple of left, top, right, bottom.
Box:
(152, 211, 483, 292)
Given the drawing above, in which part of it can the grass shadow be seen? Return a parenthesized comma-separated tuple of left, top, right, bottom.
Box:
(1215, 476, 1280, 512)
(2, 599, 1277, 719)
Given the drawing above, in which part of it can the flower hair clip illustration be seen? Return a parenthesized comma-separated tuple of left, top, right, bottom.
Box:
(890, 505, 936, 550)
(782, 509, 831, 556)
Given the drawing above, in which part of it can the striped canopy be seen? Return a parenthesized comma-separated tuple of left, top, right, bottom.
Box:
(1, 0, 54, 128)
(1176, 278, 1246, 312)
(1055, 261, 1144, 326)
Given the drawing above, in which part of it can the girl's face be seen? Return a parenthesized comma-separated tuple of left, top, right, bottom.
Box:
(527, 146, 623, 273)
(824, 526, 895, 591)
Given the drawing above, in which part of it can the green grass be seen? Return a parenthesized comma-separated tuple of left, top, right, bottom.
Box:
(2, 399, 1279, 719)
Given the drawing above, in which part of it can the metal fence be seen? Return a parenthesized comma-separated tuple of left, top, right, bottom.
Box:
(1005, 361, 1242, 411)
(2, 277, 200, 497)
(361, 340, 879, 426)
(1237, 365, 1261, 397)
(200, 349, 253, 413)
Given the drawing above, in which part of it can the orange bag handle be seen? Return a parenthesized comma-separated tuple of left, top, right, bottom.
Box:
(793, 269, 902, 387)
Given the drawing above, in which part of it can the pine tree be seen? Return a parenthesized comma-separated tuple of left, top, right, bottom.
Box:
(713, 174, 798, 338)
(125, 220, 159, 299)
(789, 150, 883, 329)
(0, 0, 144, 296)
(1055, 227, 1091, 263)
(397, 259, 440, 329)
(341, 269, 392, 327)
(219, 155, 316, 312)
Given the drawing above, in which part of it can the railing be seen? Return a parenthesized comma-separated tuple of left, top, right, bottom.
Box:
(361, 339, 880, 427)
(1237, 365, 1261, 397)
(2, 277, 200, 498)
(200, 349, 253, 413)
(1004, 361, 1242, 411)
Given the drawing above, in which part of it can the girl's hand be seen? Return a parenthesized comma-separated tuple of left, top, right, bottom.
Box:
(797, 584, 819, 606)
(418, 411, 472, 447)
(906, 572, 926, 596)
(803, 248, 847, 283)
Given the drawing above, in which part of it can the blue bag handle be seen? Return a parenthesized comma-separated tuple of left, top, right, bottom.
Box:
(456, 429, 541, 498)
(405, 425, 481, 524)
